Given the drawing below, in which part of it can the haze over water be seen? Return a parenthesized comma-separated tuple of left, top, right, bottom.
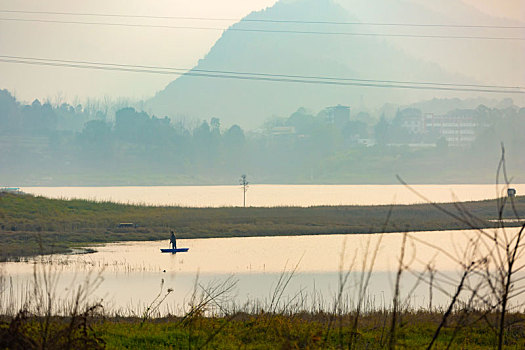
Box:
(21, 184, 525, 207)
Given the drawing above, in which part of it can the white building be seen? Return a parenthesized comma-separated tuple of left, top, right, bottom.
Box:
(424, 113, 477, 148)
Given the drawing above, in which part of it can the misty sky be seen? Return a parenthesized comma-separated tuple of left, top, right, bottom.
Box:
(0, 0, 523, 104)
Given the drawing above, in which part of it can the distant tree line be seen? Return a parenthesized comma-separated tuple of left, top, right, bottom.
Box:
(0, 89, 523, 185)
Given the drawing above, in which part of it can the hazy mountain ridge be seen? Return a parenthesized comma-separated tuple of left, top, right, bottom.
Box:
(403, 97, 518, 116)
(336, 0, 525, 87)
(339, 0, 523, 25)
(146, 0, 521, 128)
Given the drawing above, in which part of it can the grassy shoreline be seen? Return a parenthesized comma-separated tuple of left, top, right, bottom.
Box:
(0, 192, 524, 261)
(3, 311, 524, 349)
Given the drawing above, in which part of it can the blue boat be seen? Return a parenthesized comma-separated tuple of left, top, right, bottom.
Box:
(160, 248, 189, 253)
(161, 230, 189, 253)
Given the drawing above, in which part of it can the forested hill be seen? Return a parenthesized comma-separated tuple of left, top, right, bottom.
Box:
(146, 0, 471, 128)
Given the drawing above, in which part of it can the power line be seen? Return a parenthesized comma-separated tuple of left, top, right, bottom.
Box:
(1, 9, 524, 29)
(1, 17, 524, 41)
(0, 55, 522, 91)
(0, 56, 522, 94)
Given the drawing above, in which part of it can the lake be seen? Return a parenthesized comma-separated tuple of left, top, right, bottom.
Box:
(20, 184, 525, 207)
(2, 228, 523, 316)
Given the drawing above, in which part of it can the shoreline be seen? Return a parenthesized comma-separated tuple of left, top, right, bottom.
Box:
(0, 193, 523, 261)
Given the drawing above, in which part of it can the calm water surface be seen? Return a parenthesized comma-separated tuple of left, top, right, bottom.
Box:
(3, 228, 522, 315)
(20, 184, 525, 207)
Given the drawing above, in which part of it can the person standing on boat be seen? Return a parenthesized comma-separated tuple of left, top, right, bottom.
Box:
(170, 230, 177, 250)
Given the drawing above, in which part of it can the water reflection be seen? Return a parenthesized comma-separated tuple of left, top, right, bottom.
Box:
(2, 228, 523, 315)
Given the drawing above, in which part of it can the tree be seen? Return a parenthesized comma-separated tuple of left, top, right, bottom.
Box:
(239, 174, 249, 207)
(374, 114, 390, 146)
(224, 125, 245, 150)
(210, 117, 221, 133)
(78, 120, 113, 161)
(436, 136, 448, 153)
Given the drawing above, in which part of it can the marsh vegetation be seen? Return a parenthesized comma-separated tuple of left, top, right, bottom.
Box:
(0, 191, 523, 261)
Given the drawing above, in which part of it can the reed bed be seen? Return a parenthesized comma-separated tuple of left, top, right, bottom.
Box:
(1, 190, 523, 262)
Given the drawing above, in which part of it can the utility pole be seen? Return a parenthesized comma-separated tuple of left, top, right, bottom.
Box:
(239, 174, 249, 207)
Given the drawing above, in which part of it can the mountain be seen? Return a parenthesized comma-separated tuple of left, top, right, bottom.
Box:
(145, 0, 523, 128)
(336, 0, 524, 87)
